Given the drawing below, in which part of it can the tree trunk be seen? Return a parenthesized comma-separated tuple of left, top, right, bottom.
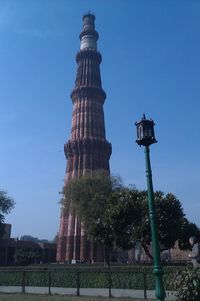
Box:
(105, 246, 110, 266)
(142, 243, 153, 261)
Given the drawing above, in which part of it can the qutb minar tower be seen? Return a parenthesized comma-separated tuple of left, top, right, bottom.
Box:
(57, 13, 112, 262)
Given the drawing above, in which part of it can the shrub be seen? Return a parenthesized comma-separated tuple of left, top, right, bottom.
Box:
(0, 264, 185, 290)
(174, 267, 200, 301)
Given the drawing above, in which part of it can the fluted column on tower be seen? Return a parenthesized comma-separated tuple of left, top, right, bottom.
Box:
(57, 13, 112, 263)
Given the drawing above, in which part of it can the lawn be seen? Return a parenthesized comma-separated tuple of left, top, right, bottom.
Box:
(0, 294, 158, 301)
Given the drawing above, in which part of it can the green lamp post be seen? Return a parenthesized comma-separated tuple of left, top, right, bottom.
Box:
(135, 114, 166, 301)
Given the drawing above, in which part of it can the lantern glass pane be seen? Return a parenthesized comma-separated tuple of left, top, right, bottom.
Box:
(139, 125, 143, 139)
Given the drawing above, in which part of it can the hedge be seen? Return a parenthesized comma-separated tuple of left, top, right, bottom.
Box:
(0, 265, 186, 290)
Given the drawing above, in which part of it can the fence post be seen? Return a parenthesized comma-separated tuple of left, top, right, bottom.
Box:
(108, 268, 112, 298)
(48, 270, 51, 295)
(143, 272, 147, 299)
(76, 270, 80, 296)
(21, 271, 25, 294)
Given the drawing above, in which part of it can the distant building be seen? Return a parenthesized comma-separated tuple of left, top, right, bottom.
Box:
(0, 224, 56, 265)
(128, 241, 190, 264)
(170, 241, 190, 263)
(1, 223, 11, 239)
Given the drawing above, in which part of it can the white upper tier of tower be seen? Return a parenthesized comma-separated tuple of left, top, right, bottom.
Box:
(80, 13, 98, 50)
(80, 35, 97, 50)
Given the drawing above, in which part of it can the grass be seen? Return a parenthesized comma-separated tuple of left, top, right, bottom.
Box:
(0, 295, 159, 301)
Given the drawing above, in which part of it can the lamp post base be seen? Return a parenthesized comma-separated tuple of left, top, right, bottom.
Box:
(154, 266, 166, 301)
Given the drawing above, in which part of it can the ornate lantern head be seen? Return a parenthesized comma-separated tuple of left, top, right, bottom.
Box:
(135, 114, 157, 147)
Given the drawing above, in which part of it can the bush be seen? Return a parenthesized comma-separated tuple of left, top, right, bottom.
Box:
(174, 267, 200, 301)
(0, 264, 185, 289)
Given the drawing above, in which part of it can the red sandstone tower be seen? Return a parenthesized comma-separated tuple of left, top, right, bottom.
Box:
(57, 13, 112, 263)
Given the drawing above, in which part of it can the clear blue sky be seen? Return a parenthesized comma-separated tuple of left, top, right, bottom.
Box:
(0, 0, 200, 240)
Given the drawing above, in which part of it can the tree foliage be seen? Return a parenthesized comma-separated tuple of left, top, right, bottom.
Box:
(62, 171, 121, 251)
(14, 248, 41, 265)
(20, 235, 49, 243)
(174, 267, 200, 301)
(133, 191, 186, 251)
(178, 219, 200, 251)
(61, 172, 200, 260)
(124, 191, 190, 258)
(0, 191, 15, 238)
(113, 189, 200, 256)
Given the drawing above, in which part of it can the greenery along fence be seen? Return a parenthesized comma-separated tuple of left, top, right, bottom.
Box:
(0, 266, 182, 298)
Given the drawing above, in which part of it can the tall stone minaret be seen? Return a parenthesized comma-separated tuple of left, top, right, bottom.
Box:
(57, 13, 112, 263)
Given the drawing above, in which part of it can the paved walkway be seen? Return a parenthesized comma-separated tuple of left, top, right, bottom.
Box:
(0, 286, 175, 300)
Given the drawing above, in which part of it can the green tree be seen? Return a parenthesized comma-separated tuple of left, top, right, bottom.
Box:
(112, 189, 200, 258)
(104, 188, 142, 250)
(20, 235, 49, 243)
(174, 267, 200, 301)
(52, 234, 58, 244)
(127, 190, 187, 259)
(14, 248, 41, 265)
(20, 235, 40, 242)
(0, 191, 15, 238)
(61, 171, 122, 264)
(178, 219, 200, 251)
(61, 173, 199, 261)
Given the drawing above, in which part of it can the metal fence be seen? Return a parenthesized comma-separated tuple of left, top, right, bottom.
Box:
(0, 267, 176, 299)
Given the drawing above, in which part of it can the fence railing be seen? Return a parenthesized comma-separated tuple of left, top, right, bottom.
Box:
(0, 267, 176, 298)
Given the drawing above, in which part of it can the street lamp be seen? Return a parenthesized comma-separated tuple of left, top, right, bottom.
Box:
(135, 114, 166, 301)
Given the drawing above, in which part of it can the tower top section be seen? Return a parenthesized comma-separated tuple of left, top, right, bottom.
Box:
(80, 13, 99, 51)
